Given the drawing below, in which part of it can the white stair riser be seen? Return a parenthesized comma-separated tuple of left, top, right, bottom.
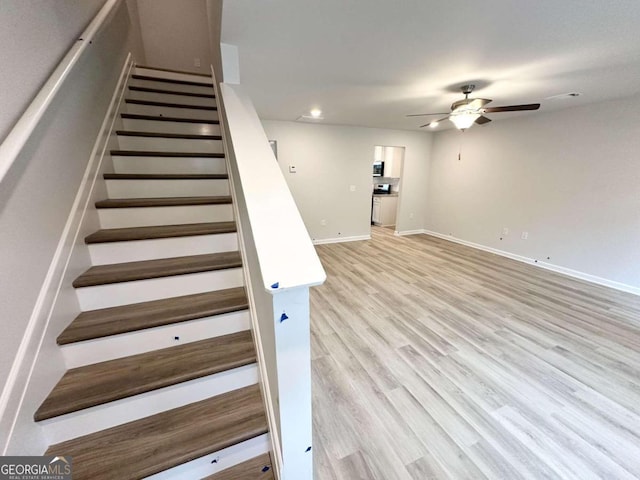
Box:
(122, 118, 221, 135)
(117, 136, 223, 153)
(129, 78, 212, 95)
(147, 434, 271, 480)
(113, 156, 227, 175)
(106, 179, 229, 198)
(98, 204, 234, 228)
(88, 233, 238, 265)
(125, 102, 219, 120)
(62, 310, 250, 368)
(41, 365, 258, 445)
(128, 89, 215, 107)
(76, 268, 244, 310)
(134, 67, 213, 85)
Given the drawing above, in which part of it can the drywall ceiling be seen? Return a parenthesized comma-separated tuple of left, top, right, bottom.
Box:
(221, 0, 640, 131)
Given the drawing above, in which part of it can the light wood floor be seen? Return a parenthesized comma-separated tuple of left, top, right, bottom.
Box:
(310, 227, 640, 480)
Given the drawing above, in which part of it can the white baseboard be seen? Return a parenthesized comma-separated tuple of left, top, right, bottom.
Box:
(394, 229, 424, 237)
(0, 54, 134, 455)
(421, 229, 640, 296)
(313, 234, 371, 245)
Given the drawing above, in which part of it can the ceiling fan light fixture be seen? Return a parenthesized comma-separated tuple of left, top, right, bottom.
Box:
(449, 111, 481, 130)
(429, 121, 439, 128)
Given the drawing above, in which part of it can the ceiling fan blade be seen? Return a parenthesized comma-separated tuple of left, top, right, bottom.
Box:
(482, 103, 540, 113)
(406, 112, 450, 117)
(475, 115, 492, 125)
(419, 116, 449, 128)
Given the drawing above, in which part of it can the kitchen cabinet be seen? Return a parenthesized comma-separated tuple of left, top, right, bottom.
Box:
(372, 195, 398, 227)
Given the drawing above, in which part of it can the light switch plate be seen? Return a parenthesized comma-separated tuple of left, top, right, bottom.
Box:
(289, 165, 296, 173)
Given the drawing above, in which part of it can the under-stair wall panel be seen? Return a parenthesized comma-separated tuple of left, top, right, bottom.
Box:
(61, 309, 251, 367)
(116, 135, 224, 153)
(146, 434, 271, 480)
(76, 268, 244, 310)
(105, 178, 230, 198)
(97, 203, 234, 228)
(112, 155, 227, 174)
(133, 67, 213, 85)
(128, 77, 213, 95)
(89, 232, 238, 265)
(127, 88, 215, 106)
(121, 116, 221, 135)
(124, 101, 219, 120)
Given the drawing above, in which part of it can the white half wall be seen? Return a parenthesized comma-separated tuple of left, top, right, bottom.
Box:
(261, 120, 432, 242)
(425, 95, 640, 290)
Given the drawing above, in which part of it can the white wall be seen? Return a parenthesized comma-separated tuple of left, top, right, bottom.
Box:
(136, 0, 213, 74)
(262, 120, 432, 241)
(0, 0, 136, 451)
(0, 0, 105, 141)
(205, 0, 224, 81)
(426, 95, 640, 290)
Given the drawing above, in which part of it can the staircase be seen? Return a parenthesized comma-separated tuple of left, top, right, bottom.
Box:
(35, 66, 274, 479)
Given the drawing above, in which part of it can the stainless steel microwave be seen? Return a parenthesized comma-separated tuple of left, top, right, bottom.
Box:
(373, 161, 384, 176)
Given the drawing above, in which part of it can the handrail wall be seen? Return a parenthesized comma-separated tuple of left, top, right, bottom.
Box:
(0, 0, 122, 184)
(218, 81, 325, 480)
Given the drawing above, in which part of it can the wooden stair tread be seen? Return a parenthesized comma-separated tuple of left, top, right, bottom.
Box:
(116, 130, 222, 140)
(73, 251, 241, 288)
(121, 113, 220, 124)
(58, 287, 248, 345)
(95, 196, 232, 208)
(132, 73, 212, 87)
(129, 85, 215, 98)
(36, 331, 255, 421)
(203, 453, 274, 480)
(111, 149, 225, 158)
(45, 384, 267, 479)
(104, 173, 228, 180)
(85, 221, 236, 244)
(126, 98, 217, 111)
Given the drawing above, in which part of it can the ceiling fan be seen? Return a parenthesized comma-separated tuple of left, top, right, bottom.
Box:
(407, 84, 540, 130)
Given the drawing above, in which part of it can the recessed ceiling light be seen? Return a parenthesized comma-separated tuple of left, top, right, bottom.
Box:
(310, 108, 322, 118)
(429, 121, 439, 128)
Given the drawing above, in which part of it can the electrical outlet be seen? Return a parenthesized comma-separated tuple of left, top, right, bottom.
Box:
(349, 185, 356, 192)
(502, 227, 509, 235)
(320, 219, 327, 226)
(194, 57, 201, 67)
(521, 231, 529, 240)
(289, 165, 297, 173)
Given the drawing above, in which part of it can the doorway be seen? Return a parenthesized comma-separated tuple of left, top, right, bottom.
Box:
(371, 145, 405, 232)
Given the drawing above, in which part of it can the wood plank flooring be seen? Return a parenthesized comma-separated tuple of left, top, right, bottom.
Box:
(310, 226, 640, 480)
